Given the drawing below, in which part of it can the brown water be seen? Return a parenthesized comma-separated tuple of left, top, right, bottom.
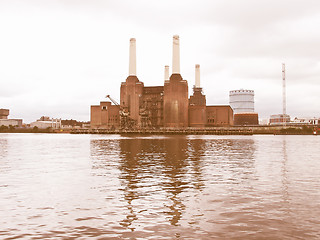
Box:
(0, 133, 320, 239)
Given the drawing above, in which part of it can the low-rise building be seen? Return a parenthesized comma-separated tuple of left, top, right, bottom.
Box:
(30, 117, 61, 129)
(0, 109, 23, 127)
(269, 114, 290, 125)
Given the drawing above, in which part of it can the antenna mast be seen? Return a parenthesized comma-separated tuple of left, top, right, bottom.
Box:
(282, 63, 286, 127)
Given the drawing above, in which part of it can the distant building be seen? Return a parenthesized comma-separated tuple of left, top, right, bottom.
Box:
(229, 89, 255, 113)
(234, 113, 259, 126)
(91, 102, 120, 129)
(229, 90, 259, 126)
(291, 117, 320, 125)
(0, 109, 23, 127)
(0, 109, 9, 119)
(269, 114, 290, 125)
(30, 117, 61, 129)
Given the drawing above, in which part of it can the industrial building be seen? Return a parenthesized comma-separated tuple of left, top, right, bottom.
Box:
(229, 89, 259, 126)
(30, 116, 62, 129)
(0, 109, 23, 127)
(91, 36, 233, 129)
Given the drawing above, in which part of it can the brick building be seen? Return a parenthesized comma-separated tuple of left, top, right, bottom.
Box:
(91, 36, 233, 129)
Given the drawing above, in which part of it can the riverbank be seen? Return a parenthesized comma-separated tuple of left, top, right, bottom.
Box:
(71, 125, 317, 135)
(1, 125, 317, 135)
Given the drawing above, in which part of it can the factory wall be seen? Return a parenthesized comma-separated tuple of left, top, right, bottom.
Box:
(189, 87, 207, 128)
(163, 74, 189, 128)
(189, 105, 206, 127)
(91, 102, 120, 128)
(234, 113, 259, 126)
(120, 76, 144, 126)
(141, 86, 164, 128)
(91, 91, 234, 128)
(206, 106, 233, 127)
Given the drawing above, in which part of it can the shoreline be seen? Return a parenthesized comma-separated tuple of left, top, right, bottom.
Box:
(1, 125, 317, 135)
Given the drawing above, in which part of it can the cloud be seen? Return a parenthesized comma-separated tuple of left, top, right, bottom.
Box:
(1, 0, 320, 121)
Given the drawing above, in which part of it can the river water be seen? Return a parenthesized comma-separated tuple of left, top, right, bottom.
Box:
(0, 133, 319, 239)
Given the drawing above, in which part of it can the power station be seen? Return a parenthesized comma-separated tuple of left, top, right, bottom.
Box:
(91, 35, 233, 129)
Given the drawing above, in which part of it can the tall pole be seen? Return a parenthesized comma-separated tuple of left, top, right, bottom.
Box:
(282, 63, 286, 127)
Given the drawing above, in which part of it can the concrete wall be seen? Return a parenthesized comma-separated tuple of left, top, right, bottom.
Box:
(0, 119, 22, 127)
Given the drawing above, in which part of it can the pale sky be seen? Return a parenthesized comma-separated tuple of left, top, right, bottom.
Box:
(1, 0, 319, 123)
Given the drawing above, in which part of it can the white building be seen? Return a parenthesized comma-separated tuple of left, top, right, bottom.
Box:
(30, 118, 62, 129)
(229, 89, 255, 113)
(291, 117, 320, 125)
(0, 119, 23, 127)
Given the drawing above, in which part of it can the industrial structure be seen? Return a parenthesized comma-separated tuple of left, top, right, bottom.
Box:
(91, 36, 233, 129)
(229, 90, 259, 126)
(0, 109, 23, 127)
(269, 63, 291, 125)
(30, 116, 62, 129)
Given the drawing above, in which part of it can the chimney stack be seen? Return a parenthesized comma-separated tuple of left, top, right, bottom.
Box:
(129, 38, 136, 76)
(172, 35, 180, 74)
(195, 64, 200, 88)
(164, 65, 169, 81)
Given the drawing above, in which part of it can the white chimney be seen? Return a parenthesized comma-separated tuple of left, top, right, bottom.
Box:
(164, 65, 169, 81)
(195, 64, 200, 88)
(172, 35, 180, 74)
(129, 38, 136, 76)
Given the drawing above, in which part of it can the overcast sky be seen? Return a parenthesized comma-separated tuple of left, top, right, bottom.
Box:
(1, 0, 319, 123)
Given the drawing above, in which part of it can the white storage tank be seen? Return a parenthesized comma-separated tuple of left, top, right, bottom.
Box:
(229, 89, 254, 113)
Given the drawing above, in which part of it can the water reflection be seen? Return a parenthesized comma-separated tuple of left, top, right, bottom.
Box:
(1, 134, 319, 239)
(281, 137, 289, 204)
(0, 137, 8, 160)
(90, 136, 257, 231)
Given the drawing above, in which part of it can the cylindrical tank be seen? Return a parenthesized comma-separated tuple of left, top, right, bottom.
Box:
(229, 89, 254, 113)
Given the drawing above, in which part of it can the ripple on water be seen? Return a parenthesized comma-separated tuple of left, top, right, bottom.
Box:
(0, 134, 320, 239)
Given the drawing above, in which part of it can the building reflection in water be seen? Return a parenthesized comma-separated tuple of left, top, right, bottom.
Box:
(0, 138, 8, 155)
(117, 136, 200, 227)
(281, 137, 290, 209)
(0, 138, 9, 173)
(90, 135, 256, 231)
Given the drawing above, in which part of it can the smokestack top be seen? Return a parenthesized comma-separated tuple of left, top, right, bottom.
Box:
(164, 65, 169, 81)
(172, 35, 180, 74)
(129, 37, 136, 76)
(195, 64, 200, 88)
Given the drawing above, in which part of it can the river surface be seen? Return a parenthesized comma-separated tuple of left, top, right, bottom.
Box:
(0, 133, 320, 239)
